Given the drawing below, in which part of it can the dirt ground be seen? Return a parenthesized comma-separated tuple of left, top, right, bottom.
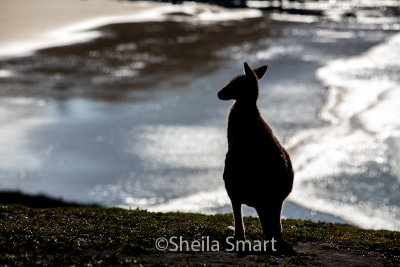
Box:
(133, 241, 393, 266)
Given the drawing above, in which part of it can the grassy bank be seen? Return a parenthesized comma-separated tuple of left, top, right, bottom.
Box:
(1, 205, 399, 266)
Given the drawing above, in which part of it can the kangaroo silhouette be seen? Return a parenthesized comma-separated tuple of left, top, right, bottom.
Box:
(218, 62, 294, 251)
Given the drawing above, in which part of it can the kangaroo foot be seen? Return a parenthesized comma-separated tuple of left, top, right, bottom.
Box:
(272, 239, 297, 256)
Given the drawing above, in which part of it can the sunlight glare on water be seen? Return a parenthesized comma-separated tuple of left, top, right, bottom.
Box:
(288, 32, 400, 230)
(125, 125, 226, 169)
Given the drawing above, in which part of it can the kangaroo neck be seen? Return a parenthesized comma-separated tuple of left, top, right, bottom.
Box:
(227, 100, 261, 148)
(228, 100, 261, 129)
(230, 100, 260, 117)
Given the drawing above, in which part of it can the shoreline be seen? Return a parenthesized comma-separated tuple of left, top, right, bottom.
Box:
(0, 190, 347, 225)
(0, 0, 261, 58)
(0, 0, 168, 58)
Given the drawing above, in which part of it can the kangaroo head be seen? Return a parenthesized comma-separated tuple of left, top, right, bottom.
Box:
(218, 62, 268, 102)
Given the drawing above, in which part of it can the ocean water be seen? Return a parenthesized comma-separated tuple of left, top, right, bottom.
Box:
(289, 32, 400, 230)
(1, 1, 400, 230)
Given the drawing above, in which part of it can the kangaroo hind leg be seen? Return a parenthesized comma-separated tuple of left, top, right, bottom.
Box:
(231, 200, 245, 240)
(256, 202, 296, 254)
(255, 201, 283, 242)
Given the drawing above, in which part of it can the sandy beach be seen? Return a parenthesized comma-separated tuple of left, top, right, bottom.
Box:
(0, 0, 163, 42)
(0, 0, 261, 57)
(0, 0, 168, 56)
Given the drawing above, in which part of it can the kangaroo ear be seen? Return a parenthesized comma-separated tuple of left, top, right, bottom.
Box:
(243, 62, 257, 81)
(253, 65, 268, 80)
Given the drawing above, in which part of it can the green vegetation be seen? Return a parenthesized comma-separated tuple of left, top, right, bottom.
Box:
(0, 205, 399, 266)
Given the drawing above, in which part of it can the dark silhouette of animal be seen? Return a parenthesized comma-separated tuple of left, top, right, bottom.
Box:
(218, 62, 294, 252)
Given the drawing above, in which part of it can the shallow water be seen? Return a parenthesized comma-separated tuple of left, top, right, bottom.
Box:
(1, 1, 400, 230)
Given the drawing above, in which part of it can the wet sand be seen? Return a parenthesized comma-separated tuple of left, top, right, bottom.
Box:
(1, 15, 286, 101)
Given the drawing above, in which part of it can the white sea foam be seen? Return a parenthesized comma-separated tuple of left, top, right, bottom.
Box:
(0, 69, 14, 78)
(270, 13, 320, 24)
(256, 44, 305, 60)
(267, 0, 400, 27)
(287, 32, 400, 231)
(147, 188, 229, 213)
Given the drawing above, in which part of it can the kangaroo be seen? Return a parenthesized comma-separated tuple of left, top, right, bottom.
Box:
(218, 62, 294, 252)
